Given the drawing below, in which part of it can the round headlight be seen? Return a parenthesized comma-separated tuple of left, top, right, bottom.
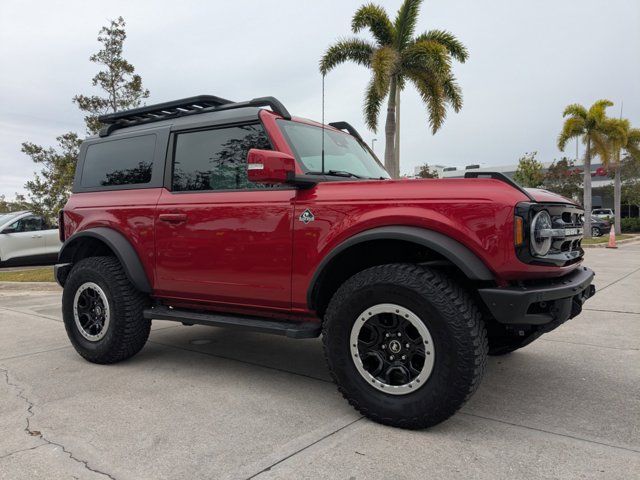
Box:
(530, 210, 552, 256)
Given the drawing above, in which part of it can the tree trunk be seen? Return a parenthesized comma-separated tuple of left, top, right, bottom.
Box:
(384, 78, 397, 178)
(583, 136, 593, 239)
(394, 86, 400, 178)
(614, 158, 622, 235)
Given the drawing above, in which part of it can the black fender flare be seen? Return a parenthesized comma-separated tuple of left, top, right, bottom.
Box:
(307, 226, 494, 310)
(58, 227, 152, 293)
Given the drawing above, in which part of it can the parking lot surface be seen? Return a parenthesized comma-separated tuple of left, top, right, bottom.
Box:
(1, 243, 639, 479)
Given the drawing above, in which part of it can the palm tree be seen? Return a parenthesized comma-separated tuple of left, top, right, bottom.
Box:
(558, 100, 612, 238)
(604, 118, 640, 234)
(319, 0, 468, 178)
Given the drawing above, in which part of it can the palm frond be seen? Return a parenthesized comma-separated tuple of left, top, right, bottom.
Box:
(562, 103, 587, 119)
(371, 46, 397, 96)
(363, 77, 385, 131)
(626, 128, 640, 145)
(351, 3, 394, 46)
(414, 29, 469, 63)
(401, 40, 451, 78)
(624, 128, 640, 161)
(590, 131, 610, 165)
(397, 75, 406, 90)
(319, 38, 375, 74)
(604, 118, 629, 145)
(557, 116, 585, 151)
(588, 99, 614, 122)
(408, 71, 446, 134)
(442, 75, 463, 112)
(394, 0, 423, 50)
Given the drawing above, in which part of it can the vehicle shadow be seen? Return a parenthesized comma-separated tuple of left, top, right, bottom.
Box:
(147, 322, 332, 382)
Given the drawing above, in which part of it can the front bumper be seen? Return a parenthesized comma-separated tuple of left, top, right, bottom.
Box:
(479, 266, 595, 325)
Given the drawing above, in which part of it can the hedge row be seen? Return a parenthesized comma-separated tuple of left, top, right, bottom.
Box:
(621, 218, 640, 233)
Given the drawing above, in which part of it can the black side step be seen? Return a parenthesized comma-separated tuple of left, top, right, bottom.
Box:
(143, 306, 321, 339)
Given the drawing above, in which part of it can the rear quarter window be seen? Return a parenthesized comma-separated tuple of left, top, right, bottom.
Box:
(81, 134, 156, 188)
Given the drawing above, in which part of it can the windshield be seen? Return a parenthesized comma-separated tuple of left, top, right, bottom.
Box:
(277, 120, 390, 179)
(0, 212, 23, 225)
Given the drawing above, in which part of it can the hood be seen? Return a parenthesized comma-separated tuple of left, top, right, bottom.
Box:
(524, 188, 579, 206)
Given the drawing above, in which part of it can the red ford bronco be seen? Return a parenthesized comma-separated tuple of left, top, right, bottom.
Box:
(56, 95, 595, 429)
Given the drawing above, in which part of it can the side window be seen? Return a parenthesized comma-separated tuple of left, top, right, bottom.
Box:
(81, 135, 155, 188)
(172, 124, 272, 192)
(6, 216, 45, 233)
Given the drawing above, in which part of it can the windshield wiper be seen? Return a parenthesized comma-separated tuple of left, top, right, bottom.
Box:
(308, 170, 365, 179)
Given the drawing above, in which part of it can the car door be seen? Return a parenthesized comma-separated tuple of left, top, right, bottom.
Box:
(0, 215, 48, 261)
(154, 123, 295, 312)
(42, 219, 62, 256)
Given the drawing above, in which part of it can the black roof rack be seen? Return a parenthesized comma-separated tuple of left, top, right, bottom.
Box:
(98, 95, 292, 137)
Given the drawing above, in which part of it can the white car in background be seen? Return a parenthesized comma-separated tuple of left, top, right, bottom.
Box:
(0, 211, 61, 266)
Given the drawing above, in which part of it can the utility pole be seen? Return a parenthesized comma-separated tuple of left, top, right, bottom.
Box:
(620, 100, 623, 119)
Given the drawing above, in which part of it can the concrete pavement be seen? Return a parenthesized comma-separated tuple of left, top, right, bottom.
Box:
(0, 244, 639, 479)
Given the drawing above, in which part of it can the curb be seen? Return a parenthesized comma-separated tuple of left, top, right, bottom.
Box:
(0, 281, 61, 291)
(583, 235, 640, 248)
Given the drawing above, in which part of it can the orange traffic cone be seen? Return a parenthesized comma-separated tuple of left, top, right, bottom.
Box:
(606, 227, 617, 249)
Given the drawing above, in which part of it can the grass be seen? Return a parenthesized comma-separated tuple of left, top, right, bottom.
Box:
(0, 267, 55, 282)
(582, 234, 634, 245)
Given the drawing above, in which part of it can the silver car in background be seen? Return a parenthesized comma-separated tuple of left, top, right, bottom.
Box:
(0, 211, 61, 266)
(592, 208, 614, 220)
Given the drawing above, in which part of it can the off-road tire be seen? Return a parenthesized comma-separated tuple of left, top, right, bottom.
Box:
(323, 263, 488, 429)
(62, 256, 150, 364)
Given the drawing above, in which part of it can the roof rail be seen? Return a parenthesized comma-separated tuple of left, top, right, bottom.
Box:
(464, 171, 536, 201)
(98, 95, 292, 137)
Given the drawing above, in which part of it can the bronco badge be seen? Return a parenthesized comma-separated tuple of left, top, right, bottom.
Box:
(299, 209, 315, 224)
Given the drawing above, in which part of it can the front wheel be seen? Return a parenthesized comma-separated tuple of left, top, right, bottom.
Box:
(591, 227, 601, 237)
(62, 256, 150, 364)
(323, 264, 488, 429)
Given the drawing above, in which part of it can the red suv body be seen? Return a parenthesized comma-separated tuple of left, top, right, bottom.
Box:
(56, 96, 595, 429)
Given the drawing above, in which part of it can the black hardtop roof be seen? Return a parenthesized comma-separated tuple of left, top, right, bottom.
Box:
(96, 95, 291, 138)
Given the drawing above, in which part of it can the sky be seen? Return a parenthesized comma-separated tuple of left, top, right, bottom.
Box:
(0, 0, 638, 197)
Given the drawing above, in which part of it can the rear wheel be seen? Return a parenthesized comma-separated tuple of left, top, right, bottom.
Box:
(62, 256, 150, 364)
(323, 264, 487, 429)
(591, 227, 601, 237)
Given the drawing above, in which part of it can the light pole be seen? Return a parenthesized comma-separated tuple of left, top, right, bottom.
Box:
(371, 138, 377, 151)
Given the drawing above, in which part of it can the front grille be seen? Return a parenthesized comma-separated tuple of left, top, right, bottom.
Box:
(515, 202, 585, 267)
(547, 210, 583, 259)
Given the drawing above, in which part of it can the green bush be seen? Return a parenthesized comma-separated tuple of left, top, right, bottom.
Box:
(620, 218, 640, 233)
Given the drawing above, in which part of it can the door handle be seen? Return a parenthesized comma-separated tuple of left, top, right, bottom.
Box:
(158, 213, 187, 224)
(31, 235, 43, 238)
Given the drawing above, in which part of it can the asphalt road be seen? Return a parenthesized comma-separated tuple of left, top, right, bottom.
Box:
(1, 244, 639, 480)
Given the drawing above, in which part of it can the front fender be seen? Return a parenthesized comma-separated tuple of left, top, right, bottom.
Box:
(307, 225, 494, 310)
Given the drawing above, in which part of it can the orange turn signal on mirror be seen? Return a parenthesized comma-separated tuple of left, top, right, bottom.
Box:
(514, 216, 524, 246)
